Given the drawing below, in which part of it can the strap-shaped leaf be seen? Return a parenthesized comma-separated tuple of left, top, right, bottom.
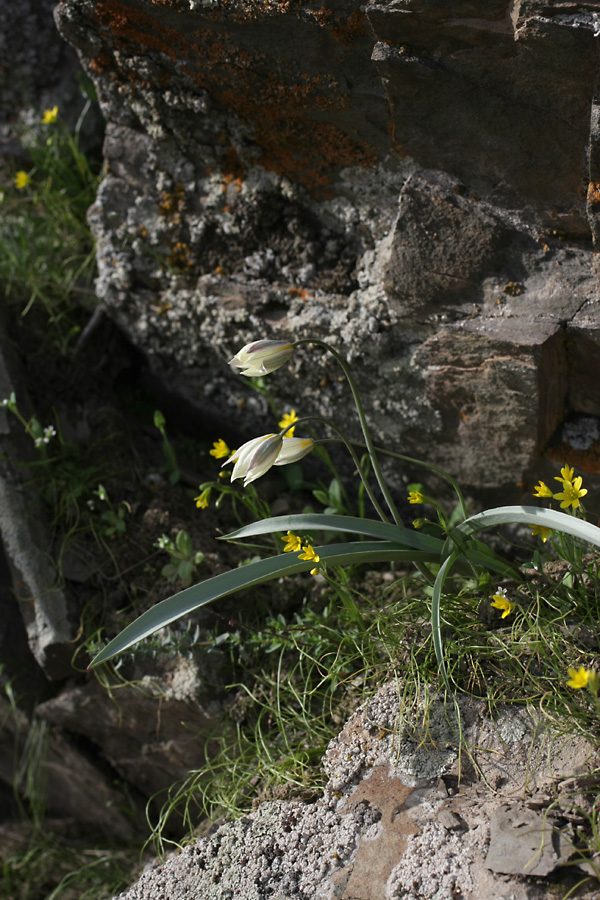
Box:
(451, 505, 600, 546)
(89, 541, 438, 667)
(222, 513, 444, 552)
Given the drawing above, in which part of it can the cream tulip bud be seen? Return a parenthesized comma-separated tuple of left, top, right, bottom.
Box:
(229, 340, 294, 376)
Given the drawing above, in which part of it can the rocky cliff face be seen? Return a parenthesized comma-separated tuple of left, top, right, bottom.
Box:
(53, 0, 600, 500)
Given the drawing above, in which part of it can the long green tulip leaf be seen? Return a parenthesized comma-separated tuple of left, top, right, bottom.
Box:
(222, 513, 443, 552)
(431, 551, 460, 692)
(452, 505, 600, 546)
(89, 541, 438, 667)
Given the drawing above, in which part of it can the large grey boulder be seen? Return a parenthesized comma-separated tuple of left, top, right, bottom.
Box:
(53, 0, 600, 501)
(111, 682, 599, 899)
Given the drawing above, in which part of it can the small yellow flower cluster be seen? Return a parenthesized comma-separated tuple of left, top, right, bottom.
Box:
(15, 171, 30, 189)
(490, 586, 515, 619)
(567, 666, 592, 689)
(281, 531, 321, 575)
(210, 438, 231, 459)
(566, 666, 599, 695)
(533, 465, 587, 510)
(278, 409, 298, 438)
(194, 487, 211, 509)
(408, 490, 425, 505)
(41, 106, 58, 124)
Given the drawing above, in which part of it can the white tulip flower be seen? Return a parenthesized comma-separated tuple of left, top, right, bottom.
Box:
(223, 434, 314, 485)
(229, 340, 294, 376)
(225, 434, 283, 485)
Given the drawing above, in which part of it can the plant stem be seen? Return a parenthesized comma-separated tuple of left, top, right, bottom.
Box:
(294, 339, 403, 526)
(286, 416, 390, 523)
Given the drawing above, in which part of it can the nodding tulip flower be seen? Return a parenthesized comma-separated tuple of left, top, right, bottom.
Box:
(273, 437, 314, 466)
(223, 434, 314, 486)
(229, 340, 294, 377)
(224, 434, 283, 485)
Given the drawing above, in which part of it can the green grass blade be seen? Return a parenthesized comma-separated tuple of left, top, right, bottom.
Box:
(89, 541, 438, 667)
(222, 513, 444, 552)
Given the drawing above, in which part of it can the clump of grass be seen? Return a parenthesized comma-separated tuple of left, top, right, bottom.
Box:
(1, 97, 101, 354)
(0, 833, 140, 900)
(141, 515, 600, 856)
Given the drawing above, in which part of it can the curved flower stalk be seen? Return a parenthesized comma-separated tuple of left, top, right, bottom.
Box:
(230, 336, 402, 526)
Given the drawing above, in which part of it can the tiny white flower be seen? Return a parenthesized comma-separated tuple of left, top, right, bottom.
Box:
(273, 437, 314, 466)
(43, 425, 56, 441)
(34, 437, 43, 448)
(224, 433, 283, 485)
(229, 340, 294, 377)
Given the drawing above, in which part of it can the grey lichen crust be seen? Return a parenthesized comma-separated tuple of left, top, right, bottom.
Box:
(115, 798, 381, 900)
(113, 678, 597, 900)
(114, 685, 466, 900)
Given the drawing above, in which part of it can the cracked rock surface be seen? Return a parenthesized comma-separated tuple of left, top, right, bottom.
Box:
(113, 682, 600, 900)
(53, 0, 600, 502)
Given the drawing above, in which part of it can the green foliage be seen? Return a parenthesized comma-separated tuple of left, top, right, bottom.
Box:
(92, 483, 131, 538)
(0, 836, 139, 900)
(155, 529, 205, 588)
(1, 101, 101, 354)
(153, 410, 180, 484)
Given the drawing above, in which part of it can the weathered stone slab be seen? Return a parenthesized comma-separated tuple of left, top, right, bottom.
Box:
(485, 804, 571, 877)
(368, 1, 596, 232)
(110, 682, 599, 900)
(0, 695, 140, 840)
(53, 0, 600, 502)
(0, 320, 75, 680)
(37, 656, 226, 799)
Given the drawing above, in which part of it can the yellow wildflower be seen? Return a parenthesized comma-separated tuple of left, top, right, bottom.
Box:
(194, 487, 211, 509)
(298, 544, 320, 564)
(553, 476, 587, 510)
(15, 171, 30, 189)
(533, 481, 553, 498)
(282, 531, 302, 553)
(490, 592, 515, 619)
(412, 518, 425, 529)
(42, 106, 58, 124)
(567, 666, 592, 690)
(408, 490, 425, 505)
(555, 464, 574, 486)
(210, 438, 231, 459)
(529, 524, 551, 543)
(278, 409, 298, 438)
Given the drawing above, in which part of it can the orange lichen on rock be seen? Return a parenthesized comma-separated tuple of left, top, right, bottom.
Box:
(91, 0, 378, 191)
(168, 240, 195, 272)
(587, 182, 600, 206)
(159, 184, 185, 223)
(93, 0, 190, 60)
(287, 287, 313, 301)
(329, 10, 367, 45)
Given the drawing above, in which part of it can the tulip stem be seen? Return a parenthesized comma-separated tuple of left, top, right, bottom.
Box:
(289, 416, 390, 523)
(347, 441, 469, 523)
(294, 340, 403, 527)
